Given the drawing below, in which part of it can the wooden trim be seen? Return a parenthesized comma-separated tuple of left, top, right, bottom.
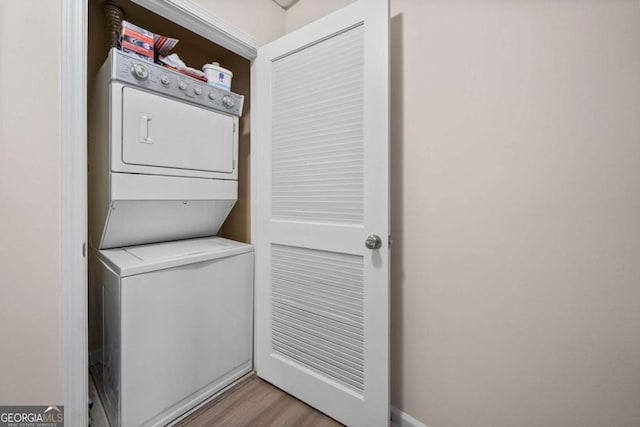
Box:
(131, 0, 262, 59)
(60, 0, 88, 424)
(391, 406, 428, 427)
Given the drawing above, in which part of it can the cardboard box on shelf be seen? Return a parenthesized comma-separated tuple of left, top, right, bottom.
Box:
(119, 20, 154, 62)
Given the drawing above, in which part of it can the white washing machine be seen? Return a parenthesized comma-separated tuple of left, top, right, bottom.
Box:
(89, 49, 252, 427)
(95, 237, 253, 427)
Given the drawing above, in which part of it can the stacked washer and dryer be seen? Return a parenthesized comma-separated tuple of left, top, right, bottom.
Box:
(89, 48, 253, 427)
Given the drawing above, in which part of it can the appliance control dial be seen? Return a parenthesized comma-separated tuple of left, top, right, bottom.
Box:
(222, 95, 235, 109)
(194, 86, 203, 96)
(178, 81, 187, 91)
(131, 63, 149, 81)
(160, 76, 170, 85)
(208, 92, 216, 100)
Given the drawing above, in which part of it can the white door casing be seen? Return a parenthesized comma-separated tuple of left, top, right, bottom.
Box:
(253, 1, 390, 426)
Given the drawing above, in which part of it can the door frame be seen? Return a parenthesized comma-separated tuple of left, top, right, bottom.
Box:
(60, 1, 260, 425)
(61, 0, 88, 425)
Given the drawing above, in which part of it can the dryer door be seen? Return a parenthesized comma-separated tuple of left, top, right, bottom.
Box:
(121, 87, 235, 174)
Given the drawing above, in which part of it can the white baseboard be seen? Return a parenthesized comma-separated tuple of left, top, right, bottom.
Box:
(89, 348, 102, 367)
(391, 406, 428, 427)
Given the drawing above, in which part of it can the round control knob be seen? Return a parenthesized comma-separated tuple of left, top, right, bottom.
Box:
(160, 76, 170, 85)
(208, 92, 216, 101)
(131, 63, 149, 81)
(194, 86, 203, 96)
(222, 95, 235, 108)
(178, 81, 187, 91)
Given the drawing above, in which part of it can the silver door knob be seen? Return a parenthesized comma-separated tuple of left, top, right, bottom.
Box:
(365, 234, 382, 250)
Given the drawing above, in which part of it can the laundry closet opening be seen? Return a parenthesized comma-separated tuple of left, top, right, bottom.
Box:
(87, 0, 251, 249)
(87, 1, 252, 424)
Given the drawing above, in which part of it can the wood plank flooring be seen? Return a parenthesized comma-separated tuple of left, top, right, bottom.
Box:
(90, 365, 342, 427)
(176, 374, 343, 427)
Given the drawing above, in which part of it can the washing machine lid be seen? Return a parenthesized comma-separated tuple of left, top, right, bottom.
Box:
(97, 237, 253, 277)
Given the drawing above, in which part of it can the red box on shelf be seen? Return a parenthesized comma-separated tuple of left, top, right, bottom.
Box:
(119, 20, 154, 62)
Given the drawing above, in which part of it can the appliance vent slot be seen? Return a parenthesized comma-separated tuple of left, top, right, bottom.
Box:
(271, 244, 365, 394)
(271, 25, 364, 225)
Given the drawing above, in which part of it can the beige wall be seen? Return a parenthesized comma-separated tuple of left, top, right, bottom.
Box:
(191, 0, 286, 43)
(0, 0, 62, 404)
(287, 1, 640, 426)
(285, 0, 355, 33)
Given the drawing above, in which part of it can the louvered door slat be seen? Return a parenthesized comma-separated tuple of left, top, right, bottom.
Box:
(271, 25, 364, 225)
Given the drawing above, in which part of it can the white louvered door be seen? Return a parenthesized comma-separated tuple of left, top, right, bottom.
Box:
(253, 1, 389, 426)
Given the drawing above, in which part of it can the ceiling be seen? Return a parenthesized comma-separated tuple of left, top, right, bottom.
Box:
(271, 0, 299, 10)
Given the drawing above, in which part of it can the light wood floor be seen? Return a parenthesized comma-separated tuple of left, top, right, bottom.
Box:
(176, 374, 343, 427)
(90, 365, 342, 427)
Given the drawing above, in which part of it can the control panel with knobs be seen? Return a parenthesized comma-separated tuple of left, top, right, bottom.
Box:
(222, 95, 235, 109)
(113, 49, 244, 116)
(131, 63, 149, 81)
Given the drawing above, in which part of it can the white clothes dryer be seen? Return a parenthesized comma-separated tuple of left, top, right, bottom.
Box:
(89, 48, 245, 249)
